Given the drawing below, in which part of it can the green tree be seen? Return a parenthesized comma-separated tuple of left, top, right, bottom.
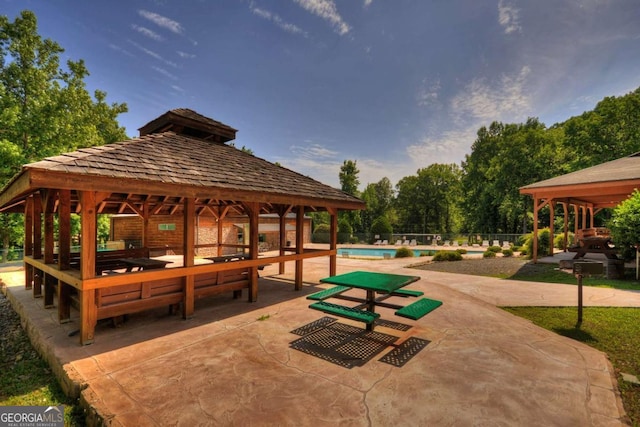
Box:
(460, 118, 566, 234)
(394, 164, 461, 234)
(360, 177, 394, 234)
(0, 10, 128, 256)
(608, 190, 640, 261)
(563, 88, 640, 170)
(338, 160, 362, 233)
(370, 216, 393, 242)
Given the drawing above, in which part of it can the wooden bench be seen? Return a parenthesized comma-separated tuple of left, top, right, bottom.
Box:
(306, 285, 351, 301)
(309, 301, 379, 324)
(91, 265, 251, 321)
(395, 298, 442, 320)
(95, 276, 183, 320)
(194, 267, 250, 300)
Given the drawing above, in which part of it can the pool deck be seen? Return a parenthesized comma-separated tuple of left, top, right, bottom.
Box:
(1, 251, 639, 426)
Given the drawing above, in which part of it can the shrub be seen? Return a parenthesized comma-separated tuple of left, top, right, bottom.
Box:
(502, 248, 514, 257)
(554, 232, 575, 250)
(432, 250, 463, 262)
(395, 246, 413, 258)
(455, 248, 468, 255)
(312, 223, 330, 244)
(483, 250, 497, 258)
(487, 246, 502, 253)
(522, 228, 551, 259)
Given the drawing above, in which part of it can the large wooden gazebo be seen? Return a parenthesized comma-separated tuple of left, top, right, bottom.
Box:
(520, 153, 640, 262)
(0, 109, 365, 344)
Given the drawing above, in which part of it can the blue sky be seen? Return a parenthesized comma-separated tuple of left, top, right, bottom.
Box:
(3, 0, 640, 189)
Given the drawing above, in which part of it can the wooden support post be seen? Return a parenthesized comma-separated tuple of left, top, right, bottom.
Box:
(58, 189, 72, 323)
(33, 193, 43, 297)
(79, 191, 97, 345)
(329, 208, 338, 277)
(183, 198, 195, 319)
(278, 208, 288, 275)
(562, 202, 569, 252)
(549, 201, 555, 257)
(295, 206, 304, 291)
(532, 196, 539, 263)
(246, 201, 260, 302)
(43, 190, 56, 308)
(24, 196, 33, 290)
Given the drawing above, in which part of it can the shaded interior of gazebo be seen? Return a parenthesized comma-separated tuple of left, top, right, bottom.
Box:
(520, 153, 640, 262)
(0, 109, 365, 345)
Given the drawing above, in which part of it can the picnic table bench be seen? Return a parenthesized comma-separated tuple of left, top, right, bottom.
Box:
(308, 271, 442, 331)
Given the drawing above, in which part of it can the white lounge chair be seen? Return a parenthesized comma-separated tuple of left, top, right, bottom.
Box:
(381, 240, 388, 245)
(373, 240, 382, 245)
(502, 241, 511, 249)
(409, 239, 417, 246)
(492, 240, 500, 247)
(481, 240, 490, 247)
(395, 240, 402, 246)
(452, 241, 459, 247)
(402, 240, 410, 245)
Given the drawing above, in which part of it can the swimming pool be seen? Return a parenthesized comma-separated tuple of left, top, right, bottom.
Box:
(337, 247, 482, 258)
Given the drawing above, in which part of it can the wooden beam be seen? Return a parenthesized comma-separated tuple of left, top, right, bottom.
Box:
(182, 197, 195, 319)
(32, 192, 43, 297)
(244, 202, 260, 302)
(57, 189, 72, 323)
(295, 205, 305, 291)
(24, 197, 34, 290)
(79, 190, 97, 345)
(328, 207, 338, 277)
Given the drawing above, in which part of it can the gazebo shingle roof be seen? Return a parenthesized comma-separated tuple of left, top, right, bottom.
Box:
(0, 109, 364, 213)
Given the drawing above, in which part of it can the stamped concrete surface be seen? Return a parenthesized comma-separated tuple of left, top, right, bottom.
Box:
(1, 254, 638, 426)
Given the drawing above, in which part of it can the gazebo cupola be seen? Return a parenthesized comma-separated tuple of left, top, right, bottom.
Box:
(138, 108, 238, 143)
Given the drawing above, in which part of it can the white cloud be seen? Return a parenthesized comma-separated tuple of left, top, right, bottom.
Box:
(497, 0, 521, 34)
(290, 143, 338, 159)
(417, 78, 441, 107)
(138, 10, 184, 34)
(151, 66, 178, 80)
(251, 6, 308, 37)
(408, 66, 533, 169)
(131, 24, 164, 41)
(177, 50, 196, 59)
(108, 43, 135, 58)
(450, 66, 531, 124)
(364, 0, 373, 7)
(293, 0, 351, 36)
(127, 39, 178, 68)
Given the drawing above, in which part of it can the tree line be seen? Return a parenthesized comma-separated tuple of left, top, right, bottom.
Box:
(328, 87, 640, 241)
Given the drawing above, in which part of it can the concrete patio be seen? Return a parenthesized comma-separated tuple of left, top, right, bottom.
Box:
(2, 254, 639, 426)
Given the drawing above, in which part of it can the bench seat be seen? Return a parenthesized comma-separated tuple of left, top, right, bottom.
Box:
(395, 298, 442, 320)
(306, 285, 351, 301)
(309, 301, 379, 324)
(390, 289, 424, 297)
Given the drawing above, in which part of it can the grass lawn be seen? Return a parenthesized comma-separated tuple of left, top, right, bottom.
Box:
(415, 256, 640, 425)
(0, 293, 85, 426)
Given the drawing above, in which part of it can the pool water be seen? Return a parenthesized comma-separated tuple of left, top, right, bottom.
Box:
(337, 247, 483, 258)
(337, 248, 434, 258)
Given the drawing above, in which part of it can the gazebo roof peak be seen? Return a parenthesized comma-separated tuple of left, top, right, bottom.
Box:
(138, 108, 238, 143)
